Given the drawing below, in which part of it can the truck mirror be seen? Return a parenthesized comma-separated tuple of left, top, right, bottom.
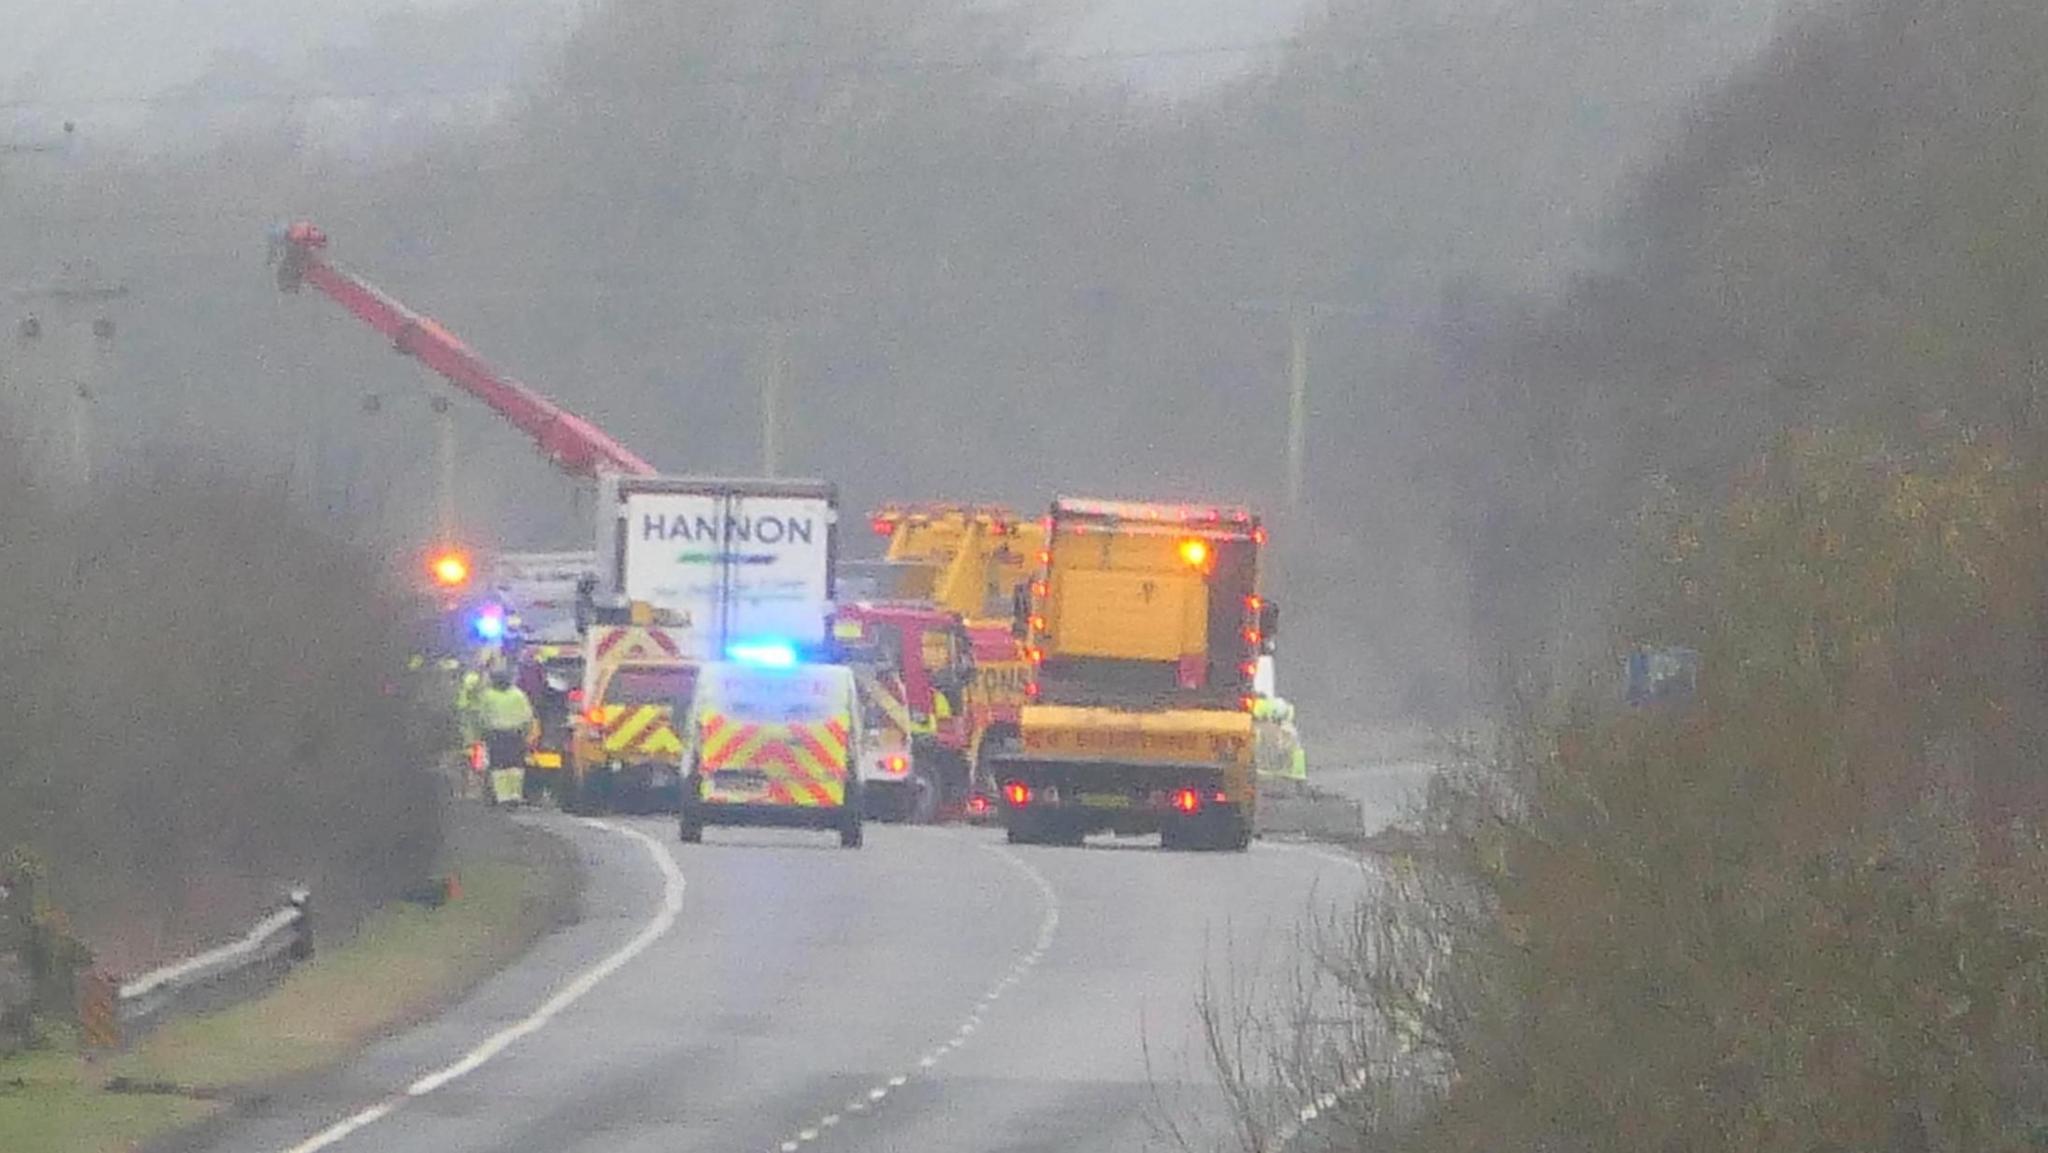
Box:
(1258, 601, 1279, 653)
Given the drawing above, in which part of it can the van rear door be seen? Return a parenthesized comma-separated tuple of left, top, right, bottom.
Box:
(693, 664, 858, 809)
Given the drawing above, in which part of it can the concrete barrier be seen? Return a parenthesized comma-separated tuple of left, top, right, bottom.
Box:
(1256, 780, 1368, 842)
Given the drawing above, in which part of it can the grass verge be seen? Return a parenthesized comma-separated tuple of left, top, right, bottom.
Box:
(0, 828, 573, 1153)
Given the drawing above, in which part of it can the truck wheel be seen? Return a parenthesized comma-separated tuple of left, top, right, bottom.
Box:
(1222, 815, 1252, 852)
(677, 814, 703, 844)
(840, 813, 865, 849)
(908, 772, 940, 825)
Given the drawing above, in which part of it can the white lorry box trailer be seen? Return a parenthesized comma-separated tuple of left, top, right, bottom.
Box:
(594, 475, 839, 663)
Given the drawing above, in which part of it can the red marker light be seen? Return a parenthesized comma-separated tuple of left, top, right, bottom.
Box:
(1240, 661, 1258, 679)
(1025, 681, 1041, 700)
(1178, 538, 1210, 568)
(1172, 788, 1202, 814)
(871, 517, 894, 536)
(567, 687, 585, 704)
(1038, 549, 1052, 566)
(1240, 695, 1257, 712)
(1003, 781, 1033, 808)
(1029, 615, 1046, 632)
(1252, 526, 1268, 546)
(884, 754, 909, 774)
(583, 707, 606, 727)
(1032, 580, 1049, 599)
(1243, 628, 1262, 646)
(968, 795, 991, 815)
(1245, 595, 1264, 614)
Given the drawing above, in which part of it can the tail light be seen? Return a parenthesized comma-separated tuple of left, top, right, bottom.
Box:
(884, 754, 909, 774)
(968, 794, 991, 816)
(1172, 787, 1202, 814)
(583, 707, 606, 727)
(1240, 695, 1257, 712)
(1003, 781, 1033, 808)
(567, 687, 585, 705)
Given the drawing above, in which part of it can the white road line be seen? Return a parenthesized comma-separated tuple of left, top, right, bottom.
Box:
(279, 819, 685, 1153)
(768, 837, 1063, 1152)
(1262, 839, 1379, 874)
(281, 1101, 395, 1153)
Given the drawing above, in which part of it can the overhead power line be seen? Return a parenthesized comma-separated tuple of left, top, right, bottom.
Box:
(0, 39, 1299, 114)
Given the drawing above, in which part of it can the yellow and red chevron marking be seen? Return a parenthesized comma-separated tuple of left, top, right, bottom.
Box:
(593, 627, 682, 662)
(598, 704, 682, 757)
(698, 713, 850, 807)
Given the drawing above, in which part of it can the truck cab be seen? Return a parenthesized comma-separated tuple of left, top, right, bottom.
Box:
(832, 602, 981, 820)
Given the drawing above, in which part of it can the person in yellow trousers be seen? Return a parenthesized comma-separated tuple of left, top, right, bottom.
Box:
(477, 667, 537, 806)
(454, 667, 486, 796)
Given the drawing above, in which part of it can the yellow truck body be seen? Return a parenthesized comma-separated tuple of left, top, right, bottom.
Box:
(988, 499, 1272, 851)
(871, 504, 1045, 621)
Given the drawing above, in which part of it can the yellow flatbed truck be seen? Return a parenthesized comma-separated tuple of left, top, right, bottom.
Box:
(984, 499, 1278, 851)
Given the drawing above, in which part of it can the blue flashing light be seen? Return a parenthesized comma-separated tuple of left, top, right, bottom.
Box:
(473, 605, 507, 641)
(727, 639, 799, 669)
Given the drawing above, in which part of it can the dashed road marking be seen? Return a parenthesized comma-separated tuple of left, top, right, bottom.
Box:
(279, 819, 686, 1153)
(766, 838, 1060, 1152)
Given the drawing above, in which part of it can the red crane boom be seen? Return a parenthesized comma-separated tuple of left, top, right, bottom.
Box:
(270, 221, 656, 480)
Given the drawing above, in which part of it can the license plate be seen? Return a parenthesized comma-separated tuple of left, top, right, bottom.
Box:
(715, 771, 770, 790)
(1078, 793, 1133, 809)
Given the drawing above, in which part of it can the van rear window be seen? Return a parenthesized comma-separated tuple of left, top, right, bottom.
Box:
(604, 667, 695, 706)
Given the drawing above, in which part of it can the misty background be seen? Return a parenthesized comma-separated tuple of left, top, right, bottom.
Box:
(1, 0, 1974, 725)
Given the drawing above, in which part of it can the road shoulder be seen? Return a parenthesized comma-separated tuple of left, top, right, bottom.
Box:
(0, 808, 580, 1153)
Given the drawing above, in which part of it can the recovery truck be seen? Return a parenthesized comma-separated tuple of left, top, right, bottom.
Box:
(831, 601, 981, 822)
(860, 504, 1044, 619)
(844, 505, 1045, 817)
(985, 499, 1279, 851)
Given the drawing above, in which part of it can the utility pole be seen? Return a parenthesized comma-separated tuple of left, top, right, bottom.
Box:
(1233, 297, 1377, 521)
(433, 395, 459, 541)
(757, 322, 787, 477)
(13, 277, 126, 496)
(8, 123, 123, 498)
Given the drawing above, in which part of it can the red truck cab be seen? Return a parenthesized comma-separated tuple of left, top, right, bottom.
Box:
(833, 602, 986, 818)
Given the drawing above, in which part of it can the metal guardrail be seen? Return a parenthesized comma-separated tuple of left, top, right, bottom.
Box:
(82, 888, 314, 1047)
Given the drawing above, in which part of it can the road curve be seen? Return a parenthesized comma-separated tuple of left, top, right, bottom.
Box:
(193, 816, 1374, 1153)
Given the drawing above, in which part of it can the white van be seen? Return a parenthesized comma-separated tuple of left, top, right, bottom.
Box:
(678, 659, 865, 848)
